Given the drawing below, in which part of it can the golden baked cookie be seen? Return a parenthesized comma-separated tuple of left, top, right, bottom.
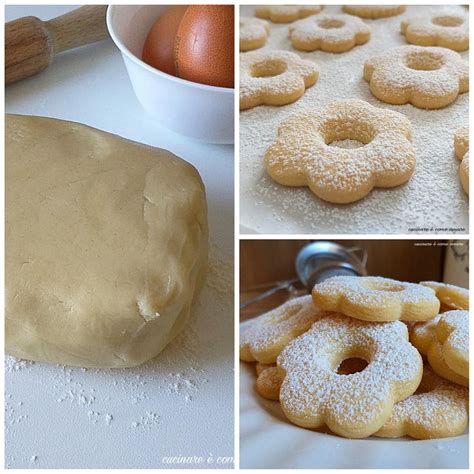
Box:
(312, 276, 440, 322)
(364, 45, 469, 109)
(428, 338, 469, 387)
(255, 5, 323, 23)
(239, 295, 324, 364)
(401, 10, 469, 52)
(277, 314, 423, 438)
(255, 363, 281, 400)
(289, 14, 370, 53)
(264, 99, 416, 204)
(421, 281, 469, 310)
(240, 50, 319, 110)
(412, 310, 468, 386)
(375, 365, 469, 439)
(343, 5, 406, 19)
(436, 310, 469, 379)
(240, 17, 270, 51)
(454, 127, 469, 194)
(411, 315, 441, 356)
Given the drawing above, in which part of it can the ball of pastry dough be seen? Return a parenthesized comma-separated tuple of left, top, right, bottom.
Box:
(6, 114, 208, 368)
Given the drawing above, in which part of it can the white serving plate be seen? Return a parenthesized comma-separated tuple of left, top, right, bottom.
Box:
(240, 363, 468, 469)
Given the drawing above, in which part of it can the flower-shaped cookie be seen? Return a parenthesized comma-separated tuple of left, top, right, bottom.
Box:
(277, 315, 423, 438)
(421, 281, 469, 310)
(289, 14, 370, 53)
(343, 5, 406, 19)
(436, 310, 469, 379)
(401, 10, 469, 52)
(240, 50, 319, 110)
(454, 127, 469, 195)
(364, 45, 469, 109)
(264, 99, 416, 204)
(240, 17, 270, 51)
(239, 295, 324, 364)
(375, 365, 469, 439)
(255, 5, 324, 23)
(312, 276, 440, 322)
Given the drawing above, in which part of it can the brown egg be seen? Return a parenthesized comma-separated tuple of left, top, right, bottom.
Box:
(175, 5, 234, 88)
(142, 6, 188, 76)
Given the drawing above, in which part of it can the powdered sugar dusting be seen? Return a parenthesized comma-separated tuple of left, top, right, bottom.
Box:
(401, 7, 469, 48)
(240, 50, 318, 107)
(314, 275, 438, 308)
(439, 310, 468, 356)
(240, 295, 324, 362)
(364, 45, 468, 97)
(376, 366, 468, 437)
(240, 4, 468, 234)
(277, 314, 422, 433)
(289, 13, 370, 51)
(264, 99, 415, 200)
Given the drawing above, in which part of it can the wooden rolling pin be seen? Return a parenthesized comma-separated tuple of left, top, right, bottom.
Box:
(5, 5, 109, 85)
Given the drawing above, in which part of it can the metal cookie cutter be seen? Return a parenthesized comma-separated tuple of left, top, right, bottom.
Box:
(240, 241, 368, 310)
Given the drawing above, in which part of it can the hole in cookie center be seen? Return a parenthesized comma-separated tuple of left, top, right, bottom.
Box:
(317, 18, 345, 29)
(405, 51, 445, 71)
(431, 15, 464, 27)
(251, 59, 288, 78)
(337, 357, 369, 375)
(322, 119, 376, 148)
(364, 280, 406, 292)
(328, 139, 365, 149)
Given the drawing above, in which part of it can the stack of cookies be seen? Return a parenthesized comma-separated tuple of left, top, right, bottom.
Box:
(240, 276, 469, 439)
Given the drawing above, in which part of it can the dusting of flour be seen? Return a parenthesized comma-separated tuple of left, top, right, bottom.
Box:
(240, 5, 469, 234)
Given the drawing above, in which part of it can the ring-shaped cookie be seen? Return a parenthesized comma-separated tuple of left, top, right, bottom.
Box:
(364, 45, 469, 109)
(240, 50, 319, 110)
(401, 10, 469, 52)
(277, 314, 423, 438)
(343, 5, 406, 19)
(436, 310, 469, 379)
(289, 14, 371, 53)
(454, 127, 469, 195)
(240, 295, 324, 364)
(421, 281, 469, 310)
(375, 365, 469, 439)
(312, 276, 440, 322)
(264, 99, 416, 204)
(240, 17, 270, 51)
(255, 5, 324, 23)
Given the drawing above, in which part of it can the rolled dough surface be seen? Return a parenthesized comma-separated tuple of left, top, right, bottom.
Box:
(6, 114, 208, 368)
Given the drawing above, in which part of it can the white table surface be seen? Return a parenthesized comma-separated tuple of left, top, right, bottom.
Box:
(5, 5, 234, 469)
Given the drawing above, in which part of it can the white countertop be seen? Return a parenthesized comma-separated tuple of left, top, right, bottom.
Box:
(5, 5, 234, 469)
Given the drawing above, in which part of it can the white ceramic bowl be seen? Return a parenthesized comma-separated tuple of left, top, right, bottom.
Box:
(107, 5, 234, 144)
